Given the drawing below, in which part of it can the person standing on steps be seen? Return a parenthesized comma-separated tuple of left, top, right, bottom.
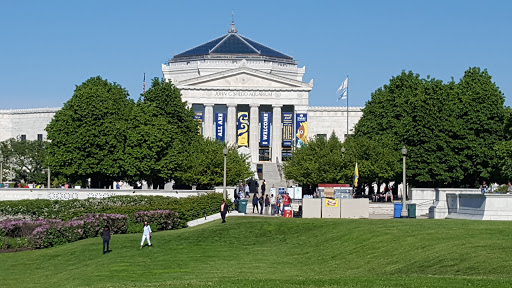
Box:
(101, 226, 111, 254)
(220, 199, 227, 223)
(252, 192, 259, 213)
(245, 183, 250, 198)
(261, 180, 266, 196)
(140, 221, 152, 249)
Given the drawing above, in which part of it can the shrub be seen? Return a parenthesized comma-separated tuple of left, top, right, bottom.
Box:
(134, 210, 180, 230)
(0, 193, 228, 223)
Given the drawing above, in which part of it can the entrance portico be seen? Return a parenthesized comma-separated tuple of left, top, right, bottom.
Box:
(162, 21, 312, 164)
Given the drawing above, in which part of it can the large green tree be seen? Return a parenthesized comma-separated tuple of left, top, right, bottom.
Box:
(46, 76, 133, 188)
(354, 68, 506, 188)
(0, 137, 47, 184)
(126, 78, 199, 189)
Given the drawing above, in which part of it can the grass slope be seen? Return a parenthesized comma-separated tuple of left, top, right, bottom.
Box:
(1, 217, 511, 287)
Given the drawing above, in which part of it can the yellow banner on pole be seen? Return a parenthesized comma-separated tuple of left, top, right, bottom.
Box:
(237, 112, 249, 146)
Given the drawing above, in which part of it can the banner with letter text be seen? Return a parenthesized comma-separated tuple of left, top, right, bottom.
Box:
(193, 112, 203, 135)
(215, 112, 225, 142)
(282, 112, 293, 147)
(296, 113, 308, 147)
(237, 112, 249, 146)
(260, 112, 271, 147)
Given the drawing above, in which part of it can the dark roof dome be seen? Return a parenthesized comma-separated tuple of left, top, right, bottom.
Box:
(170, 21, 295, 64)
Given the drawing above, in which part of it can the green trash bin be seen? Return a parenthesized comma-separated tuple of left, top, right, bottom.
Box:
(238, 199, 248, 214)
(407, 203, 416, 218)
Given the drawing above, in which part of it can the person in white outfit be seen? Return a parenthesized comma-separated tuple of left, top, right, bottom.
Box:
(140, 221, 152, 248)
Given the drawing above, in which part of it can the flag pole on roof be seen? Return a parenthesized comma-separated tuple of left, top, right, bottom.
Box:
(336, 76, 349, 140)
(142, 73, 146, 94)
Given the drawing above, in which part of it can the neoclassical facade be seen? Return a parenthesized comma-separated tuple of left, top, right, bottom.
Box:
(0, 22, 363, 169)
(162, 22, 363, 164)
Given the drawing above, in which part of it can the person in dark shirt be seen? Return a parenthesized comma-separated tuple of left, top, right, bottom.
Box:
(101, 226, 111, 254)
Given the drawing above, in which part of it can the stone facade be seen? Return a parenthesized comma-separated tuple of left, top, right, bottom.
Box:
(0, 23, 364, 169)
(0, 108, 59, 141)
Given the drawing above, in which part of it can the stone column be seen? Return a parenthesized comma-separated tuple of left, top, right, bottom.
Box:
(226, 104, 237, 145)
(249, 104, 260, 162)
(272, 105, 282, 163)
(204, 104, 214, 139)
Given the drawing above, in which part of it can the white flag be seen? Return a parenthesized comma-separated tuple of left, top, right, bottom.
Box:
(337, 77, 348, 100)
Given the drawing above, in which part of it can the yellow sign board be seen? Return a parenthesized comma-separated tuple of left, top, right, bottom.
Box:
(325, 198, 338, 207)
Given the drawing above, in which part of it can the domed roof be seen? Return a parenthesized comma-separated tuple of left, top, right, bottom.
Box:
(171, 21, 294, 62)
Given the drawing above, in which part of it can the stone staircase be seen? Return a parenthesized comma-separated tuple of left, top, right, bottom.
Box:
(260, 162, 287, 190)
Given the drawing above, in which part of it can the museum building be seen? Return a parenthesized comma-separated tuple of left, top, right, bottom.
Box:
(0, 21, 363, 171)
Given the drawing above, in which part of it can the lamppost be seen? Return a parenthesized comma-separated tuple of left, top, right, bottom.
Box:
(223, 146, 228, 201)
(401, 146, 408, 217)
(47, 166, 50, 189)
(0, 154, 3, 186)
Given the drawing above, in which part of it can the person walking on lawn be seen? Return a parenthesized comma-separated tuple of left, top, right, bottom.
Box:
(101, 226, 111, 254)
(220, 199, 227, 223)
(252, 192, 259, 213)
(140, 221, 152, 249)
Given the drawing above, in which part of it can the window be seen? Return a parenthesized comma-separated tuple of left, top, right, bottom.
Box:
(20, 134, 26, 141)
(317, 134, 327, 140)
(259, 149, 270, 161)
(37, 134, 43, 141)
(282, 149, 292, 161)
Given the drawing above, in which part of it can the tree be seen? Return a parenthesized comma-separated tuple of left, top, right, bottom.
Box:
(45, 76, 133, 188)
(354, 68, 506, 188)
(0, 137, 47, 185)
(174, 139, 253, 189)
(284, 133, 346, 186)
(126, 78, 199, 189)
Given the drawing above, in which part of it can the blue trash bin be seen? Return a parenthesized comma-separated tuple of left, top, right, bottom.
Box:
(394, 203, 403, 218)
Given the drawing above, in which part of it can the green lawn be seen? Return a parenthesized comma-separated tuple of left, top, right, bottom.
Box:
(1, 217, 511, 287)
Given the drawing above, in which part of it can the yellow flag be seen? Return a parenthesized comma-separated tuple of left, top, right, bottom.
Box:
(354, 162, 359, 187)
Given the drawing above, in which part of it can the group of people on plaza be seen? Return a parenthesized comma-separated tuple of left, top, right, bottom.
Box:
(232, 178, 292, 216)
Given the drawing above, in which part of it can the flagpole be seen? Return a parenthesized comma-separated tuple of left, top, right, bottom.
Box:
(346, 75, 349, 140)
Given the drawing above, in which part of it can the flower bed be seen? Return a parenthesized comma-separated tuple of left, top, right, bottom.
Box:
(0, 193, 229, 250)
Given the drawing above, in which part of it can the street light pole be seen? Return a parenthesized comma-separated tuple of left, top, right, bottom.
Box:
(47, 166, 50, 188)
(401, 146, 408, 217)
(0, 155, 3, 186)
(223, 146, 228, 201)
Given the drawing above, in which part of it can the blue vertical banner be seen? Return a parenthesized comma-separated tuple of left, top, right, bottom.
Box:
(193, 112, 203, 135)
(260, 112, 271, 147)
(296, 113, 308, 147)
(282, 112, 293, 147)
(215, 112, 225, 142)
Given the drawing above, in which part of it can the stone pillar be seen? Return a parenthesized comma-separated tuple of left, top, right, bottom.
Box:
(249, 104, 260, 162)
(272, 105, 282, 163)
(226, 104, 237, 145)
(204, 104, 214, 139)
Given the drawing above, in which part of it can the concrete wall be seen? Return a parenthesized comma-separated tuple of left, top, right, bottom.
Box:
(446, 193, 512, 220)
(303, 198, 369, 219)
(302, 198, 322, 218)
(340, 199, 369, 219)
(0, 188, 216, 201)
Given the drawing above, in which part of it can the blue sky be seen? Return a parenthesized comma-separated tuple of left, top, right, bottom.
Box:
(1, 0, 511, 109)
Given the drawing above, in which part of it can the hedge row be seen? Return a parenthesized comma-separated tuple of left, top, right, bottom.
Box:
(0, 192, 227, 223)
(0, 210, 182, 249)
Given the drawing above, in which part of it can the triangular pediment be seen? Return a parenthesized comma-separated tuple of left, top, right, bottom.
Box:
(176, 67, 312, 89)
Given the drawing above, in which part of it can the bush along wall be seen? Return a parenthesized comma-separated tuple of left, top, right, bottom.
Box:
(0, 193, 229, 250)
